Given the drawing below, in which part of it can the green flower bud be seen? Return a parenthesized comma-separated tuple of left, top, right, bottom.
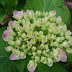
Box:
(32, 46, 37, 51)
(21, 52, 26, 59)
(21, 33, 27, 39)
(16, 40, 21, 45)
(21, 45, 26, 49)
(40, 44, 44, 49)
(33, 52, 37, 56)
(37, 50, 42, 54)
(35, 56, 40, 62)
(41, 56, 47, 64)
(8, 41, 15, 45)
(42, 36, 47, 43)
(62, 42, 70, 48)
(56, 16, 62, 24)
(65, 48, 72, 54)
(5, 46, 13, 51)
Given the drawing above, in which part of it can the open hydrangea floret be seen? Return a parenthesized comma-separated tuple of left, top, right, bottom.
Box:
(2, 9, 72, 72)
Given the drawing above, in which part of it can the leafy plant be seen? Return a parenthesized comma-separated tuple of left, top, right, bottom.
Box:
(0, 0, 72, 72)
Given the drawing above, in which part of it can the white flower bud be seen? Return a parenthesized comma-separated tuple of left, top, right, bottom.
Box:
(51, 34, 56, 40)
(28, 52, 32, 55)
(42, 36, 47, 43)
(49, 10, 56, 17)
(13, 49, 21, 57)
(62, 42, 69, 48)
(21, 33, 27, 39)
(46, 49, 50, 53)
(40, 44, 44, 49)
(21, 52, 26, 59)
(65, 48, 72, 54)
(5, 46, 13, 51)
(27, 60, 37, 72)
(44, 45, 48, 49)
(43, 50, 46, 55)
(41, 56, 47, 64)
(21, 45, 26, 49)
(16, 40, 21, 45)
(65, 36, 71, 40)
(37, 50, 42, 54)
(68, 39, 72, 45)
(17, 32, 22, 36)
(56, 16, 62, 24)
(50, 42, 59, 47)
(65, 30, 72, 36)
(35, 56, 40, 62)
(33, 52, 37, 56)
(32, 46, 37, 51)
(47, 58, 53, 67)
(56, 37, 65, 42)
(8, 41, 15, 45)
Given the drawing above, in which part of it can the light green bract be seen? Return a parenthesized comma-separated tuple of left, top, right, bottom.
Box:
(2, 10, 72, 72)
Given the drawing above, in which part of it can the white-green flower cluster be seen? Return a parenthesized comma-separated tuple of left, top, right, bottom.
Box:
(2, 10, 72, 72)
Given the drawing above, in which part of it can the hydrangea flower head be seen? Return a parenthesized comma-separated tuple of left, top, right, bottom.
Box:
(2, 10, 72, 72)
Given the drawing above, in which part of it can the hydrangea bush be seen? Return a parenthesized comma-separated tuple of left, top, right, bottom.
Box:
(2, 10, 72, 72)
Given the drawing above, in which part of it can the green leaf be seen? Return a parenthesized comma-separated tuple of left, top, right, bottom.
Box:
(0, 55, 30, 72)
(24, 0, 70, 25)
(6, 0, 18, 8)
(0, 0, 18, 7)
(35, 63, 67, 72)
(17, 0, 26, 10)
(5, 0, 18, 15)
(0, 0, 7, 6)
(67, 53, 72, 63)
(0, 9, 6, 24)
(66, 46, 72, 63)
(0, 57, 17, 72)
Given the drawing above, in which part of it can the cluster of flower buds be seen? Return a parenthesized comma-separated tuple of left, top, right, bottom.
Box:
(2, 10, 72, 72)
